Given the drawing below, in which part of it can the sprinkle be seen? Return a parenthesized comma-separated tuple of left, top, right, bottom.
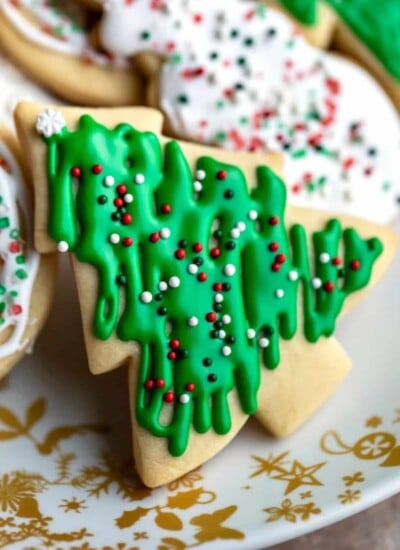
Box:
(269, 242, 279, 252)
(194, 181, 203, 192)
(92, 164, 103, 175)
(275, 289, 284, 298)
(224, 264, 236, 276)
(109, 233, 120, 244)
(197, 272, 207, 282)
(269, 216, 279, 226)
(222, 346, 232, 356)
(206, 312, 217, 322)
(196, 169, 206, 180)
(122, 237, 133, 247)
(103, 175, 115, 187)
(259, 338, 270, 348)
(164, 391, 175, 403)
(312, 277, 322, 289)
(222, 315, 231, 324)
(288, 271, 299, 281)
(134, 174, 145, 184)
(155, 378, 165, 388)
(324, 281, 335, 292)
(231, 228, 241, 239)
(186, 383, 195, 392)
(188, 316, 199, 327)
(219, 330, 226, 339)
(160, 228, 171, 239)
(180, 394, 190, 404)
(140, 291, 153, 304)
(57, 241, 69, 253)
(350, 260, 361, 271)
(159, 281, 168, 291)
(237, 222, 246, 232)
(248, 210, 258, 220)
(169, 276, 180, 288)
(70, 167, 81, 178)
(215, 293, 224, 303)
(187, 264, 199, 274)
(247, 328, 256, 339)
(319, 252, 330, 264)
(124, 194, 134, 203)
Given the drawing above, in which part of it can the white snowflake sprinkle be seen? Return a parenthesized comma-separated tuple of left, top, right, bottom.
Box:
(36, 109, 66, 138)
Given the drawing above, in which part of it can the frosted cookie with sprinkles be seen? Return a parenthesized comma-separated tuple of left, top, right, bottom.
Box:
(0, 0, 144, 106)
(96, 0, 400, 224)
(0, 125, 56, 380)
(15, 103, 396, 486)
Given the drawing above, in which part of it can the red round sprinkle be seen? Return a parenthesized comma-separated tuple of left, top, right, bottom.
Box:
(186, 383, 195, 392)
(213, 283, 223, 292)
(269, 216, 279, 226)
(210, 247, 221, 258)
(216, 170, 227, 180)
(92, 164, 103, 175)
(117, 184, 127, 195)
(324, 281, 335, 293)
(197, 272, 207, 282)
(168, 351, 177, 361)
(271, 263, 280, 272)
(121, 214, 132, 225)
(269, 242, 279, 252)
(122, 237, 133, 247)
(206, 312, 217, 322)
(164, 391, 175, 403)
(161, 204, 171, 214)
(155, 378, 165, 389)
(144, 379, 154, 390)
(9, 241, 21, 254)
(150, 232, 160, 243)
(332, 257, 341, 266)
(114, 198, 124, 208)
(70, 167, 81, 178)
(350, 260, 361, 271)
(175, 249, 186, 260)
(193, 243, 203, 253)
(276, 253, 286, 264)
(11, 304, 22, 316)
(170, 339, 180, 350)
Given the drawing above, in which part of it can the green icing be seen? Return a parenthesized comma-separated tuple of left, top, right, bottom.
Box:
(328, 0, 400, 81)
(279, 0, 318, 25)
(42, 115, 382, 456)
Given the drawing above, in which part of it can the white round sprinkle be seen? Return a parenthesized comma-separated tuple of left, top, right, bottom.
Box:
(275, 289, 284, 299)
(140, 291, 153, 304)
(231, 228, 241, 239)
(187, 264, 199, 275)
(224, 264, 236, 277)
(159, 281, 168, 292)
(247, 328, 256, 339)
(248, 210, 258, 220)
(259, 337, 270, 349)
(160, 228, 171, 239)
(215, 293, 224, 303)
(194, 181, 203, 192)
(312, 277, 322, 289)
(57, 241, 69, 253)
(188, 316, 199, 327)
(222, 346, 232, 357)
(237, 221, 246, 232)
(103, 175, 115, 187)
(196, 169, 206, 180)
(134, 173, 145, 184)
(288, 270, 299, 281)
(319, 252, 330, 264)
(169, 276, 180, 288)
(180, 394, 190, 404)
(109, 233, 120, 244)
(124, 193, 134, 203)
(222, 314, 231, 325)
(219, 330, 226, 339)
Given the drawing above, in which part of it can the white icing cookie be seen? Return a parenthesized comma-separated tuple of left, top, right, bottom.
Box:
(98, 0, 400, 224)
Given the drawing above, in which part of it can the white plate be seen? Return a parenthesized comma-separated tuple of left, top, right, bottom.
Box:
(0, 51, 400, 550)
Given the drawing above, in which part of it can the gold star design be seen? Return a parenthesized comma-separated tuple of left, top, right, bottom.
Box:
(272, 460, 326, 495)
(365, 416, 382, 428)
(250, 451, 290, 478)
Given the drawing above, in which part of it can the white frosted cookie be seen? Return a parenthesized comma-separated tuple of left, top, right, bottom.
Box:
(0, 125, 56, 379)
(15, 103, 397, 487)
(96, 0, 400, 224)
(0, 0, 144, 106)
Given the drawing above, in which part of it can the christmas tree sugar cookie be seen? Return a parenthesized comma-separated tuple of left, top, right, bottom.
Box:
(0, 124, 56, 380)
(0, 0, 143, 106)
(15, 103, 396, 487)
(95, 0, 400, 224)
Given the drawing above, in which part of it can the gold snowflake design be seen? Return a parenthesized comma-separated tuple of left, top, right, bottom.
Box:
(338, 490, 361, 505)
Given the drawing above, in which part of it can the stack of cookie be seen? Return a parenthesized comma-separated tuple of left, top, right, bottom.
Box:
(0, 0, 398, 487)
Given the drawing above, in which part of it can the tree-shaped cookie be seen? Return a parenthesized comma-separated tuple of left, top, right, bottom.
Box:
(15, 104, 396, 486)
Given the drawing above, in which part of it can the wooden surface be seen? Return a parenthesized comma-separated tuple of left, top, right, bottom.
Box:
(273, 493, 400, 549)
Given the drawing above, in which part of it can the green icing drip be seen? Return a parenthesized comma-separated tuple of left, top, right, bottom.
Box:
(43, 115, 382, 456)
(279, 0, 318, 25)
(328, 0, 400, 81)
